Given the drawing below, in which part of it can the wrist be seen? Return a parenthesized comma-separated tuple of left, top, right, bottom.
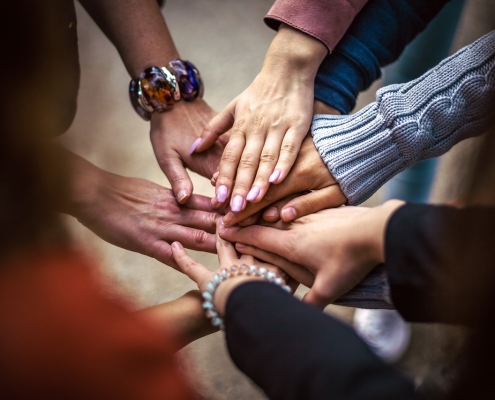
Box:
(214, 276, 264, 316)
(368, 200, 406, 263)
(62, 152, 106, 218)
(262, 23, 327, 81)
(313, 100, 341, 115)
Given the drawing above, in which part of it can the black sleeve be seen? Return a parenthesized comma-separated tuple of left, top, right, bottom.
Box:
(224, 281, 422, 400)
(386, 204, 495, 325)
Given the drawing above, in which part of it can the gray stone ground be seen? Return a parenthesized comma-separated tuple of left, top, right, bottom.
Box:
(59, 0, 494, 398)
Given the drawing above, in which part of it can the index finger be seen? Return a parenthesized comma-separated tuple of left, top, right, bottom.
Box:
(218, 223, 289, 258)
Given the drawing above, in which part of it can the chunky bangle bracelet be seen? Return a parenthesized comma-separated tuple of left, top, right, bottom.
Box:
(168, 59, 203, 102)
(202, 265, 291, 330)
(129, 59, 203, 121)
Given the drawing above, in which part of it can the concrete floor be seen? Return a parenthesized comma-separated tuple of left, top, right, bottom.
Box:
(59, 0, 494, 398)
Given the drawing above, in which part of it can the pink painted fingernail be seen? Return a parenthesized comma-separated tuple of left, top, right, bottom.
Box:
(281, 207, 297, 221)
(231, 195, 244, 212)
(189, 138, 202, 154)
(216, 185, 228, 203)
(269, 169, 281, 183)
(246, 186, 260, 202)
(171, 242, 183, 250)
(236, 243, 246, 249)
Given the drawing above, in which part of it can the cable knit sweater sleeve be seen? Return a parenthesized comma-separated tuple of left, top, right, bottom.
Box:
(311, 31, 495, 205)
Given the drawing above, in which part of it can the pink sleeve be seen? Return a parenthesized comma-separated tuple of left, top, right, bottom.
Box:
(264, 0, 369, 52)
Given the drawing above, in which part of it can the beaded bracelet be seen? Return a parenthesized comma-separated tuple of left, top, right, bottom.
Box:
(202, 265, 291, 330)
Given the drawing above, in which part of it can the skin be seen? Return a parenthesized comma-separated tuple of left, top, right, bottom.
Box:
(218, 200, 405, 309)
(195, 24, 332, 212)
(170, 222, 295, 317)
(140, 290, 218, 349)
(79, 0, 225, 204)
(218, 135, 348, 226)
(61, 151, 221, 269)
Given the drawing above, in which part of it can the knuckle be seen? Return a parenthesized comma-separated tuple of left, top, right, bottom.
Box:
(221, 148, 239, 164)
(238, 155, 257, 170)
(259, 152, 277, 164)
(194, 230, 211, 245)
(280, 142, 298, 157)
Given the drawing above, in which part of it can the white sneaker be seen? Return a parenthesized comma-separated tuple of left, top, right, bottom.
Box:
(353, 309, 411, 363)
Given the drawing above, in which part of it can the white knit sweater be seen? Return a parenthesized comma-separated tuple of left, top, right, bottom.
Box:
(312, 31, 495, 205)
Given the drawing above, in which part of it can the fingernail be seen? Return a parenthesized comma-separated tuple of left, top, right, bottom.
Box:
(222, 213, 234, 226)
(216, 185, 228, 203)
(281, 207, 297, 221)
(177, 189, 188, 203)
(269, 169, 281, 183)
(246, 186, 260, 202)
(264, 207, 278, 218)
(231, 195, 244, 212)
(171, 242, 183, 250)
(189, 138, 202, 154)
(236, 243, 246, 249)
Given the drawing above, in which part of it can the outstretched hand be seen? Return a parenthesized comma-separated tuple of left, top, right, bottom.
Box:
(219, 201, 405, 308)
(218, 135, 347, 226)
(64, 152, 221, 269)
(150, 99, 229, 204)
(192, 24, 330, 214)
(171, 221, 297, 316)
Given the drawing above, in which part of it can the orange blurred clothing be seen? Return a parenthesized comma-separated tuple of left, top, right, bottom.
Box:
(0, 250, 195, 400)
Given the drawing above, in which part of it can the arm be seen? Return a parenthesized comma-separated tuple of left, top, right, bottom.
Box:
(60, 148, 220, 269)
(314, 0, 450, 114)
(225, 282, 421, 400)
(386, 204, 495, 325)
(139, 290, 218, 348)
(78, 0, 225, 204)
(312, 31, 495, 205)
(170, 228, 420, 400)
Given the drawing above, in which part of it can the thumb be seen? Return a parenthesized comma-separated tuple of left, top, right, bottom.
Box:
(171, 242, 210, 287)
(159, 152, 194, 204)
(195, 100, 236, 152)
(280, 184, 347, 222)
(303, 275, 334, 309)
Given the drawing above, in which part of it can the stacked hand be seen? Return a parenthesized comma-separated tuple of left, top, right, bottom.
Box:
(218, 201, 405, 308)
(150, 99, 229, 204)
(170, 221, 298, 316)
(64, 151, 221, 269)
(192, 24, 331, 214)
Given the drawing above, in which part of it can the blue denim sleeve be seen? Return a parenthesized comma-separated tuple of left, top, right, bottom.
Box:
(315, 0, 449, 114)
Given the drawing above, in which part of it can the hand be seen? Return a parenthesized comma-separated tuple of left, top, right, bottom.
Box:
(170, 221, 296, 316)
(150, 99, 229, 204)
(219, 200, 405, 308)
(193, 24, 329, 212)
(64, 152, 220, 269)
(220, 135, 347, 226)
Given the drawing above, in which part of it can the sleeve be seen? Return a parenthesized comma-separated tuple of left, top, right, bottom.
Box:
(385, 204, 495, 325)
(314, 0, 449, 114)
(311, 31, 495, 205)
(224, 281, 423, 400)
(264, 0, 369, 52)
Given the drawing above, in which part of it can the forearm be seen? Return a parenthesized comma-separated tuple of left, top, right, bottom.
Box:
(261, 23, 327, 85)
(312, 31, 495, 205)
(140, 291, 218, 350)
(78, 0, 179, 77)
(386, 204, 495, 325)
(225, 282, 420, 400)
(315, 0, 448, 114)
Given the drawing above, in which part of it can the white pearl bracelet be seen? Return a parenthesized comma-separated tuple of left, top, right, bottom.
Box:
(202, 265, 291, 330)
